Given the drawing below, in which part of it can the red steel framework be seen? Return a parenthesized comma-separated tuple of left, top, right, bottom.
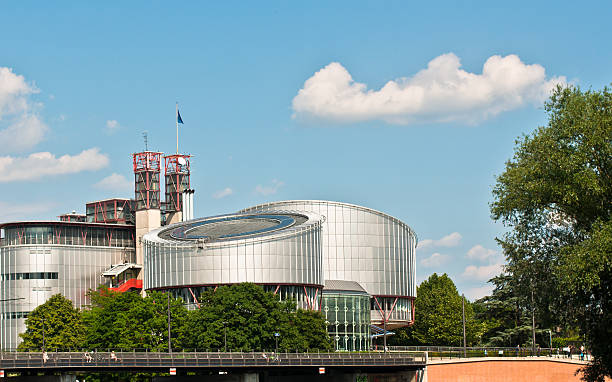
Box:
(163, 154, 191, 212)
(132, 151, 162, 210)
(86, 199, 134, 224)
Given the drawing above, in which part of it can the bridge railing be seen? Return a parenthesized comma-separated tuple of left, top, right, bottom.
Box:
(0, 351, 427, 370)
(387, 346, 570, 359)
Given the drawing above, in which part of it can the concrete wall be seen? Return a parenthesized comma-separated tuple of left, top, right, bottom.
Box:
(426, 359, 589, 382)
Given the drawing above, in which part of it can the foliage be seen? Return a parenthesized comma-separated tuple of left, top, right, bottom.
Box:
(180, 283, 332, 352)
(83, 287, 189, 351)
(490, 85, 611, 381)
(18, 294, 85, 351)
(390, 274, 480, 346)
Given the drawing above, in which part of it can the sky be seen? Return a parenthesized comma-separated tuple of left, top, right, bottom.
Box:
(1, 1, 610, 300)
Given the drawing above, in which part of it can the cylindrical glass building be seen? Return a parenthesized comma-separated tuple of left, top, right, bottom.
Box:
(240, 200, 417, 328)
(143, 211, 325, 310)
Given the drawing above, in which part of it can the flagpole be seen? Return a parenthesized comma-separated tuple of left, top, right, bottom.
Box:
(176, 102, 179, 154)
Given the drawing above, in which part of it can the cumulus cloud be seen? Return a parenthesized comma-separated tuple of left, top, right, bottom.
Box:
(0, 148, 109, 182)
(213, 187, 234, 199)
(418, 232, 462, 249)
(0, 67, 48, 153)
(462, 263, 504, 281)
(106, 120, 119, 129)
(292, 53, 565, 125)
(255, 179, 284, 196)
(94, 173, 132, 192)
(465, 285, 495, 301)
(420, 252, 449, 268)
(466, 244, 498, 262)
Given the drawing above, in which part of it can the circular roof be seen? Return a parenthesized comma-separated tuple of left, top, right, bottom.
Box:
(152, 212, 317, 244)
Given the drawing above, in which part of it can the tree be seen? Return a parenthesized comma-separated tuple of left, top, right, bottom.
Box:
(83, 287, 188, 351)
(491, 85, 611, 381)
(18, 294, 84, 351)
(391, 274, 479, 346)
(180, 283, 331, 351)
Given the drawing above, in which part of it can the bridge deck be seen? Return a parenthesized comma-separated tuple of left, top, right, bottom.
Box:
(0, 351, 427, 372)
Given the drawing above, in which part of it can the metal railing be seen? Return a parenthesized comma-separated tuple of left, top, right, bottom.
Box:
(0, 351, 427, 371)
(387, 346, 571, 359)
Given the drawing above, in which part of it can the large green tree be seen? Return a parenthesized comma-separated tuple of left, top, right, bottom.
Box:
(83, 287, 188, 351)
(180, 283, 331, 351)
(18, 294, 85, 351)
(391, 274, 479, 346)
(491, 85, 611, 381)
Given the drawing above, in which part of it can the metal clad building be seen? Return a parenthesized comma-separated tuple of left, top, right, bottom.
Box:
(143, 211, 325, 310)
(0, 222, 135, 350)
(240, 200, 417, 328)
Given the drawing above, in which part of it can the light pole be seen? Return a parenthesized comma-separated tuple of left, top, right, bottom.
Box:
(167, 292, 172, 353)
(383, 303, 387, 353)
(547, 329, 552, 355)
(223, 321, 228, 352)
(274, 331, 280, 353)
(41, 315, 46, 352)
(462, 294, 467, 358)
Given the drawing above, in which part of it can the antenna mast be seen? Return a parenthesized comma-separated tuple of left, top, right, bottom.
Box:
(142, 131, 149, 151)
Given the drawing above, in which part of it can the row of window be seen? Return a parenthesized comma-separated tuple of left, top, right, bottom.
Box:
(1, 311, 30, 319)
(1, 272, 58, 281)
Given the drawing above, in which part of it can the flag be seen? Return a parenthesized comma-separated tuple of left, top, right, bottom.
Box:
(177, 109, 184, 124)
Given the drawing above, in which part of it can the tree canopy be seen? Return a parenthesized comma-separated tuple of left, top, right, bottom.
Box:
(18, 294, 84, 351)
(391, 273, 480, 346)
(18, 283, 331, 353)
(491, 85, 611, 381)
(180, 283, 331, 351)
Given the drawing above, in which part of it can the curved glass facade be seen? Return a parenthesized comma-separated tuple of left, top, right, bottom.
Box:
(240, 200, 417, 327)
(322, 291, 371, 351)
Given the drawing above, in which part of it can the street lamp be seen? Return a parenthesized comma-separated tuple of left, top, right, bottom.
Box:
(167, 292, 172, 353)
(223, 321, 228, 352)
(274, 331, 280, 353)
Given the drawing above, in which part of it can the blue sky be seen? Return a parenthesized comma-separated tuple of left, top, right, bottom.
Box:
(1, 1, 610, 299)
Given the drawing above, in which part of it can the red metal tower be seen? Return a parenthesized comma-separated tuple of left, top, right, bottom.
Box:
(132, 151, 163, 210)
(164, 154, 191, 213)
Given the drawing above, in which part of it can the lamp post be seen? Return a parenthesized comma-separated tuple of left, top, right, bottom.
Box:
(462, 294, 467, 358)
(223, 322, 228, 352)
(41, 315, 46, 352)
(167, 292, 172, 353)
(274, 332, 280, 353)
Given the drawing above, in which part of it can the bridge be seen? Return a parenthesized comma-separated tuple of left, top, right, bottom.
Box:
(0, 350, 600, 381)
(0, 351, 426, 373)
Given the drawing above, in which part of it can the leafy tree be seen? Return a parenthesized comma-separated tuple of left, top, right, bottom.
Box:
(18, 294, 84, 351)
(180, 283, 331, 351)
(83, 287, 188, 351)
(391, 274, 479, 346)
(491, 85, 611, 381)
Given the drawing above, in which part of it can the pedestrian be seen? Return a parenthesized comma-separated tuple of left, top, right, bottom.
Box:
(580, 345, 584, 361)
(42, 351, 49, 364)
(516, 344, 520, 357)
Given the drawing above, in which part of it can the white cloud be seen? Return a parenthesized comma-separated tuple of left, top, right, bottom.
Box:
(0, 201, 55, 222)
(213, 187, 233, 199)
(255, 179, 284, 196)
(466, 244, 498, 262)
(94, 173, 132, 193)
(420, 252, 450, 268)
(418, 232, 462, 249)
(292, 53, 565, 125)
(106, 120, 119, 129)
(0, 148, 109, 182)
(0, 67, 48, 153)
(462, 263, 504, 281)
(465, 285, 494, 301)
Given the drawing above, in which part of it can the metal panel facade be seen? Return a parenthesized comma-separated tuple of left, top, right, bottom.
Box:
(240, 200, 417, 327)
(0, 244, 132, 350)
